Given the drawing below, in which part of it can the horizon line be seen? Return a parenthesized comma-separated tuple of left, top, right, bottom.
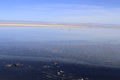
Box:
(0, 21, 119, 28)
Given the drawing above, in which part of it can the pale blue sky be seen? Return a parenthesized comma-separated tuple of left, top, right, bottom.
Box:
(0, 0, 120, 24)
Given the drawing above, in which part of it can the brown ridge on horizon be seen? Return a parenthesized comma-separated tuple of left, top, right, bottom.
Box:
(0, 21, 119, 28)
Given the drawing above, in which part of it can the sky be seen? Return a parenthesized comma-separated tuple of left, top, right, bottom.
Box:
(0, 0, 120, 24)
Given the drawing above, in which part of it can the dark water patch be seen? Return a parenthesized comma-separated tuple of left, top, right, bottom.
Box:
(0, 42, 120, 68)
(0, 59, 120, 80)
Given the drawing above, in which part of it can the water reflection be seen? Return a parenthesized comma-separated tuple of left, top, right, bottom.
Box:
(0, 27, 120, 68)
(0, 27, 120, 43)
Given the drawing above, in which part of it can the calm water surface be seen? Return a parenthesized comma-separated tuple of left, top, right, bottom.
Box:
(0, 27, 120, 68)
(0, 27, 120, 42)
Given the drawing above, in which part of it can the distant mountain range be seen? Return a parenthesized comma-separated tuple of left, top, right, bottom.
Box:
(0, 20, 119, 28)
